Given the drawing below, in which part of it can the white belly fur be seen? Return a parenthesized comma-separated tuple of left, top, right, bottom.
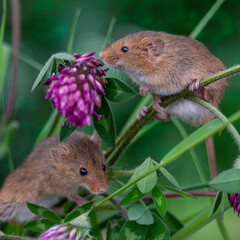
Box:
(166, 98, 210, 125)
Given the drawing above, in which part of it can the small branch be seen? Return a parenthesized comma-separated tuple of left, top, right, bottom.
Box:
(4, 0, 20, 122)
(106, 64, 240, 166)
(101, 193, 128, 220)
(142, 191, 217, 201)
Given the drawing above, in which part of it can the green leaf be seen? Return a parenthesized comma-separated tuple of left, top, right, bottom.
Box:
(0, 121, 19, 161)
(209, 169, 240, 193)
(128, 205, 154, 225)
(89, 210, 103, 240)
(93, 97, 116, 148)
(152, 186, 167, 218)
(24, 218, 57, 232)
(105, 78, 137, 102)
(159, 167, 181, 190)
(106, 219, 125, 240)
(209, 191, 222, 217)
(31, 56, 54, 92)
(118, 221, 149, 240)
(163, 211, 183, 235)
(221, 192, 227, 212)
(146, 213, 170, 240)
(120, 187, 144, 206)
(53, 52, 76, 61)
(64, 201, 93, 223)
(136, 157, 157, 194)
(157, 183, 196, 199)
(0, 43, 11, 98)
(60, 122, 77, 141)
(34, 109, 58, 147)
(27, 203, 62, 222)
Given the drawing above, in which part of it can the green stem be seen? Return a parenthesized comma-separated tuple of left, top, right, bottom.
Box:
(106, 65, 240, 166)
(188, 96, 240, 150)
(0, 0, 7, 58)
(171, 117, 207, 183)
(189, 0, 225, 39)
(66, 9, 81, 53)
(96, 110, 240, 208)
(7, 145, 14, 172)
(216, 217, 231, 240)
(102, 17, 116, 49)
(105, 94, 152, 159)
(171, 206, 230, 240)
(111, 168, 136, 176)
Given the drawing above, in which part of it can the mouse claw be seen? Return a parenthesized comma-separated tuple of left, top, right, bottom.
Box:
(189, 79, 201, 91)
(139, 85, 150, 96)
(152, 95, 170, 121)
(137, 106, 148, 120)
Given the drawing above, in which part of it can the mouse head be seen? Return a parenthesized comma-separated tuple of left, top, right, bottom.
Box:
(100, 31, 165, 75)
(50, 132, 108, 194)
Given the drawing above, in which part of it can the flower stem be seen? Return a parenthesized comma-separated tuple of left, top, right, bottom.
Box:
(106, 64, 240, 166)
(188, 95, 240, 150)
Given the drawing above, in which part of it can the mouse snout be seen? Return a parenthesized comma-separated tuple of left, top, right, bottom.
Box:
(88, 177, 108, 194)
(100, 51, 104, 60)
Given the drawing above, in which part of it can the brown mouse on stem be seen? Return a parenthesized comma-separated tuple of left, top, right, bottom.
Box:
(0, 132, 108, 223)
(100, 31, 228, 176)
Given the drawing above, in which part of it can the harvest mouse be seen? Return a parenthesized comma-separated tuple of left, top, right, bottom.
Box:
(0, 132, 108, 223)
(100, 31, 228, 126)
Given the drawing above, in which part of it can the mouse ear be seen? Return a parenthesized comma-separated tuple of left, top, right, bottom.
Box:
(145, 37, 164, 57)
(91, 131, 101, 145)
(50, 147, 70, 162)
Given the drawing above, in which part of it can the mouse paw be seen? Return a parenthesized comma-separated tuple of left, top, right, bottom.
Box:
(139, 85, 150, 96)
(152, 95, 170, 121)
(71, 195, 87, 206)
(199, 87, 210, 102)
(137, 106, 148, 120)
(189, 79, 202, 91)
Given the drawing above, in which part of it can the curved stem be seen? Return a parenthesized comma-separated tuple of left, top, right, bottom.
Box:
(4, 0, 20, 122)
(188, 95, 240, 150)
(106, 65, 240, 166)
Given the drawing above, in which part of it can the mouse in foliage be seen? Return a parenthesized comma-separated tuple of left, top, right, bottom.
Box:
(0, 132, 108, 223)
(100, 30, 228, 125)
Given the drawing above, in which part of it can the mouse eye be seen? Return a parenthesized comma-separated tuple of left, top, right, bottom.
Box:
(79, 167, 88, 176)
(102, 164, 106, 172)
(121, 46, 129, 53)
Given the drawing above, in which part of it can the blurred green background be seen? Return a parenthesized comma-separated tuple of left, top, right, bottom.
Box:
(1, 0, 240, 238)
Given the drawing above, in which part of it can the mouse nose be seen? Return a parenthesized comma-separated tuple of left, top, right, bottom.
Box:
(100, 51, 105, 60)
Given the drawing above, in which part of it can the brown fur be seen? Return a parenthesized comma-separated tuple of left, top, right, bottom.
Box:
(101, 31, 228, 125)
(0, 132, 108, 222)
